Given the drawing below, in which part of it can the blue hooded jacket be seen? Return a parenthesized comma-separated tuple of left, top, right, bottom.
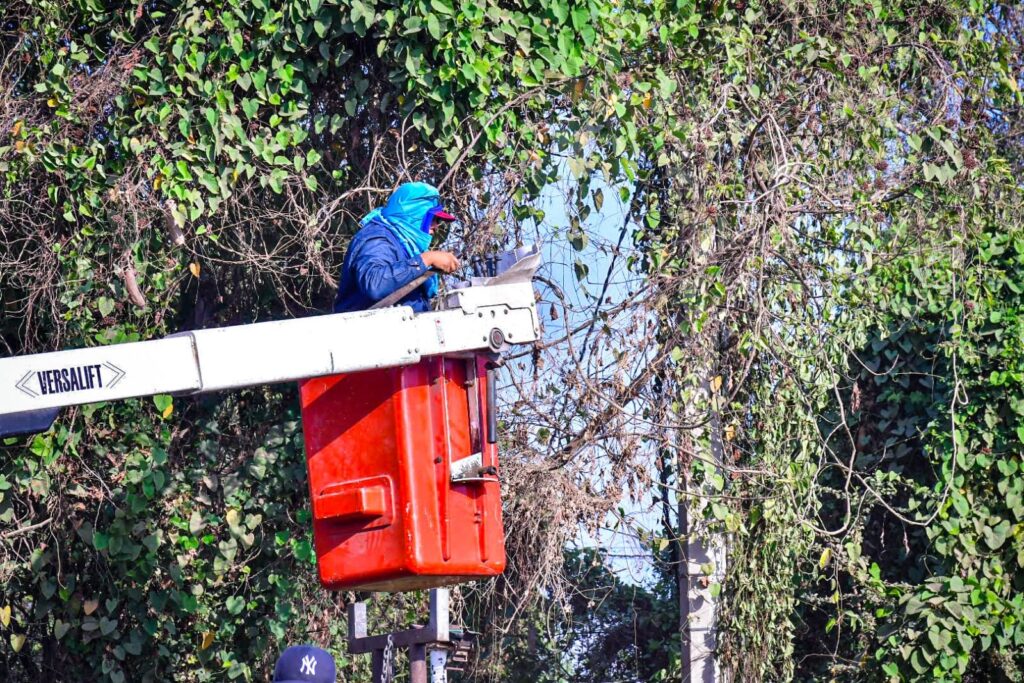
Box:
(333, 183, 449, 314)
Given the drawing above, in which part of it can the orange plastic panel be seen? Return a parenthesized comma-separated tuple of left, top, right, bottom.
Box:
(314, 480, 389, 522)
(298, 355, 506, 592)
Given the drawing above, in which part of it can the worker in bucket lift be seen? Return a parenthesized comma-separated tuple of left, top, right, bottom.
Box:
(333, 182, 460, 314)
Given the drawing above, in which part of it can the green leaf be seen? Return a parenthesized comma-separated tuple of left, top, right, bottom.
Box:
(569, 230, 588, 251)
(910, 649, 929, 674)
(314, 13, 332, 38)
(142, 534, 160, 553)
(350, 0, 373, 30)
(928, 628, 951, 651)
(225, 593, 244, 618)
(267, 169, 287, 194)
(252, 69, 268, 91)
(54, 620, 71, 640)
(175, 160, 193, 181)
(426, 14, 442, 39)
(982, 520, 1010, 549)
(430, 0, 454, 15)
(551, 0, 569, 23)
(403, 16, 422, 33)
(97, 297, 115, 317)
(571, 6, 589, 29)
(242, 98, 260, 119)
(100, 617, 117, 636)
(189, 510, 205, 535)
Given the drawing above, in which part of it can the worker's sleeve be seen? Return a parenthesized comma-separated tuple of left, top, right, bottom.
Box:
(352, 234, 429, 302)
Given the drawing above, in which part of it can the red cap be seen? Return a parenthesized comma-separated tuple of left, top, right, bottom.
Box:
(429, 206, 457, 222)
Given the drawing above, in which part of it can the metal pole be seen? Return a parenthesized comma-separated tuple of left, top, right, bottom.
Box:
(679, 466, 692, 683)
(681, 380, 726, 682)
(429, 589, 449, 641)
(429, 649, 449, 683)
(410, 644, 428, 683)
(371, 650, 385, 683)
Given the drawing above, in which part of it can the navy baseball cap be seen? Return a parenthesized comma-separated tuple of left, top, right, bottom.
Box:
(273, 645, 336, 683)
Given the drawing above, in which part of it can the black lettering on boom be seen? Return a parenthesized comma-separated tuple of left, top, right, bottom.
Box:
(33, 364, 110, 395)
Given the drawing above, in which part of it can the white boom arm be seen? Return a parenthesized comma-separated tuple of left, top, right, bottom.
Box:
(0, 250, 540, 434)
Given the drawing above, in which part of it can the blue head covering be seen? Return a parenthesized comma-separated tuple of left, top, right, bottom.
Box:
(360, 182, 450, 297)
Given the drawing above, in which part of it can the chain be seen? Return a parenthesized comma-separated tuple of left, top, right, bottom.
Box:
(379, 634, 395, 683)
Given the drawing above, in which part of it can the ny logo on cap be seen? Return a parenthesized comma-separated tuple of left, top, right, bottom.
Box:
(300, 655, 317, 676)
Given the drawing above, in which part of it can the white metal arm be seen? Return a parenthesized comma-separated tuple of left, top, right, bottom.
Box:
(0, 282, 537, 416)
(0, 249, 540, 435)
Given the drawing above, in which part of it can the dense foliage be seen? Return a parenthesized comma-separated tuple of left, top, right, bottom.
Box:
(820, 206, 1024, 680)
(613, 2, 1024, 680)
(1, 0, 623, 678)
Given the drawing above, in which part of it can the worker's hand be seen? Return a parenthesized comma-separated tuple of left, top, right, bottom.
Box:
(422, 250, 461, 274)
